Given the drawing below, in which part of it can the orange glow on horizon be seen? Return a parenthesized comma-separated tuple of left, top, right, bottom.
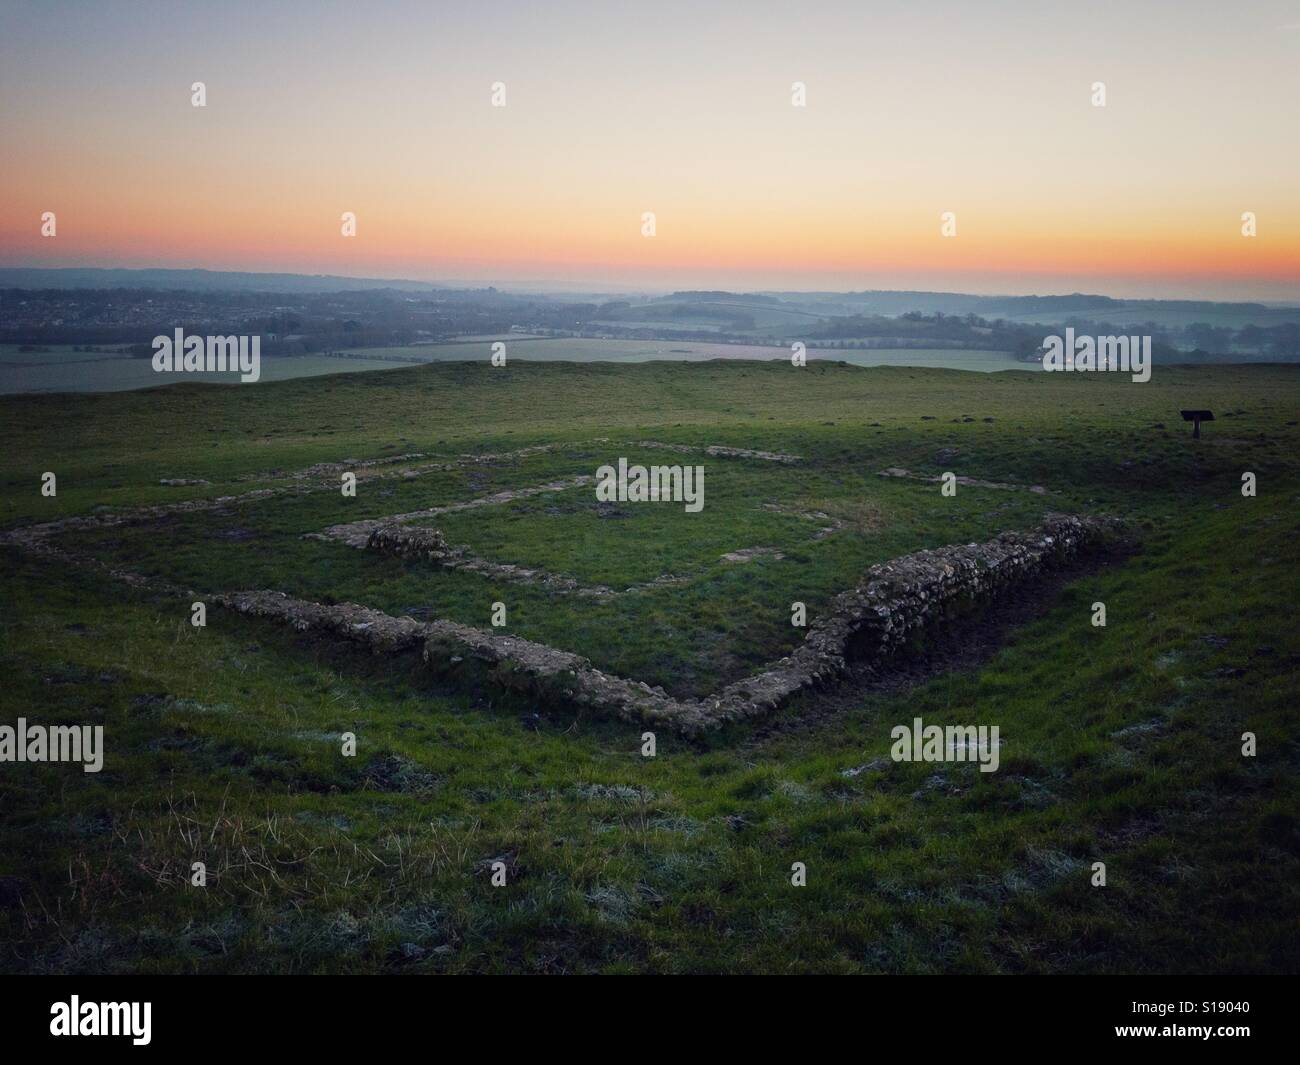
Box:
(2, 3, 1297, 300)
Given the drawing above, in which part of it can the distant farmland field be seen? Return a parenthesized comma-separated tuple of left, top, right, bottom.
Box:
(0, 345, 417, 395)
(356, 337, 1022, 371)
(0, 340, 1025, 394)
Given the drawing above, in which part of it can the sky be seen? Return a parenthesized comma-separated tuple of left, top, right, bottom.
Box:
(1, 0, 1298, 300)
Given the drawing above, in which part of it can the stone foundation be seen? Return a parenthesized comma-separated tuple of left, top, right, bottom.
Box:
(712, 513, 1112, 722)
(366, 524, 453, 562)
(216, 514, 1118, 735)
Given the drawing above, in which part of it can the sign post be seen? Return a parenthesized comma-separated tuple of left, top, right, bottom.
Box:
(1180, 409, 1214, 439)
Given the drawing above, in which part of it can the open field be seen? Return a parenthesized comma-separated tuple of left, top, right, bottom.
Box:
(0, 344, 420, 395)
(0, 340, 1024, 394)
(1, 360, 1297, 973)
(328, 339, 1023, 373)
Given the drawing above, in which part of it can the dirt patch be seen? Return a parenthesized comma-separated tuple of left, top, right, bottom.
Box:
(880, 467, 1047, 493)
(720, 547, 785, 563)
(634, 441, 802, 463)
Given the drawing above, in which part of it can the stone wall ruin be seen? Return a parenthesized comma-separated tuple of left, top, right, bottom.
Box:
(217, 513, 1118, 735)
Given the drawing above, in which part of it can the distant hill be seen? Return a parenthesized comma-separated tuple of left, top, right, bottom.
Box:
(3, 269, 1295, 335)
(0, 268, 447, 294)
(756, 289, 1299, 330)
(665, 291, 781, 304)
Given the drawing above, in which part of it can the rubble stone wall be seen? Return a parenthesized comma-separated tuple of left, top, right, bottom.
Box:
(365, 524, 453, 562)
(713, 513, 1113, 723)
(217, 514, 1116, 735)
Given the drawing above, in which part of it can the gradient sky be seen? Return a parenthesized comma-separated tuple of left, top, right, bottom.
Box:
(2, 0, 1298, 299)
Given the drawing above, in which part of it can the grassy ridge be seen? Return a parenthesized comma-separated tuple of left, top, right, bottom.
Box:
(3, 359, 1292, 523)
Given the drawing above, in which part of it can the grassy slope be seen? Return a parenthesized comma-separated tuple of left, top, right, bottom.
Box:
(1, 360, 1297, 973)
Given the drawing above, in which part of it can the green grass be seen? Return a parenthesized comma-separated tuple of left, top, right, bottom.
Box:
(1, 359, 1296, 972)
(0, 340, 1024, 395)
(341, 339, 1023, 372)
(39, 438, 1057, 693)
(0, 348, 418, 395)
